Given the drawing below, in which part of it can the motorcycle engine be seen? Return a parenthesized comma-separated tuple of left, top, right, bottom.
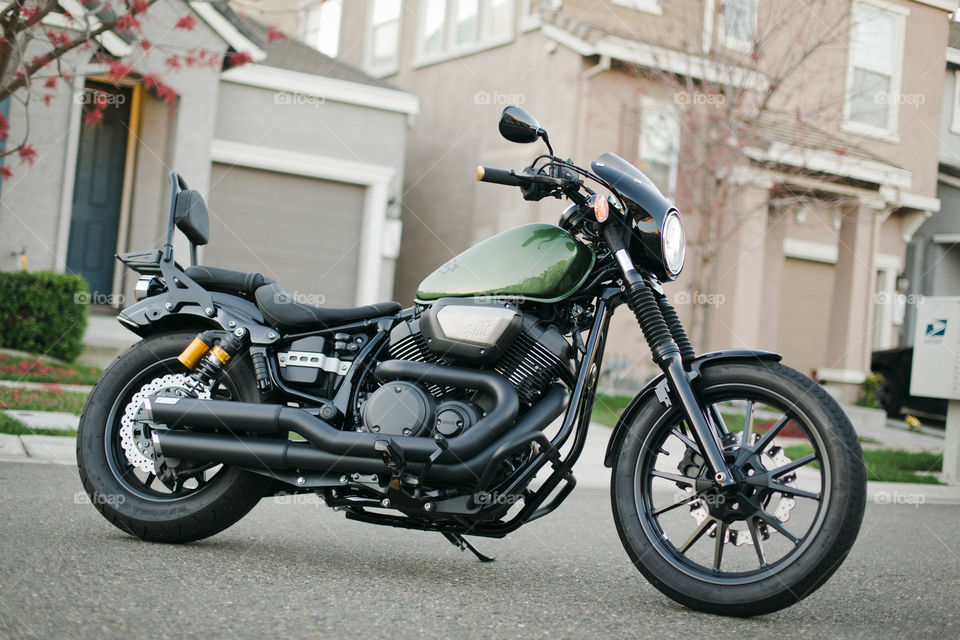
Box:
(360, 299, 573, 437)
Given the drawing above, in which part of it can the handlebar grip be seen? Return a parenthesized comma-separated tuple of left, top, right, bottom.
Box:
(475, 166, 521, 187)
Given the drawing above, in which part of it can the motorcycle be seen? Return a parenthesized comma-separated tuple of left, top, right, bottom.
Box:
(77, 106, 866, 616)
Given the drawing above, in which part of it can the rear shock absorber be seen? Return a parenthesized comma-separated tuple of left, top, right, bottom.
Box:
(176, 328, 249, 393)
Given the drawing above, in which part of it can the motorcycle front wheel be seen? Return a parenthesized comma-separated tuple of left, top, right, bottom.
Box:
(610, 361, 866, 617)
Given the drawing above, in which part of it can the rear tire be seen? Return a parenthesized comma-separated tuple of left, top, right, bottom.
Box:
(77, 331, 272, 543)
(610, 362, 866, 616)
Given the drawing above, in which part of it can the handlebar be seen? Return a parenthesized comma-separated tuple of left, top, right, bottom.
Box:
(475, 165, 522, 186)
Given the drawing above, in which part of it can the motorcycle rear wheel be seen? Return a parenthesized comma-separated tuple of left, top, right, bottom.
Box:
(77, 331, 272, 543)
(610, 361, 866, 616)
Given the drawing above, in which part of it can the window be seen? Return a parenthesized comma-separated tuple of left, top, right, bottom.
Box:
(844, 1, 906, 140)
(416, 0, 515, 64)
(720, 0, 756, 52)
(302, 0, 342, 57)
(422, 0, 447, 54)
(638, 103, 681, 195)
(366, 0, 402, 75)
(520, 0, 561, 31)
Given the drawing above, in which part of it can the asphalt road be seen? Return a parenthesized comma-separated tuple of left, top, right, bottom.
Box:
(1, 461, 958, 639)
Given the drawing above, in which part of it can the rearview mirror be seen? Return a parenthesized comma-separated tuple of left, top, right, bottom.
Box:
(499, 106, 542, 144)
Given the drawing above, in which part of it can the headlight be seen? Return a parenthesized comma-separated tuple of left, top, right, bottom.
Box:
(661, 210, 685, 277)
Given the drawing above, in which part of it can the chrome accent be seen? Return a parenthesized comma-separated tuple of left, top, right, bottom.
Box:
(277, 351, 350, 375)
(134, 275, 161, 301)
(434, 305, 516, 347)
(119, 374, 210, 474)
(150, 430, 163, 456)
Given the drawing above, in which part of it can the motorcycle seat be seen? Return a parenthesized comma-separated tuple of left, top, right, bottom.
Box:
(184, 265, 275, 297)
(254, 282, 402, 330)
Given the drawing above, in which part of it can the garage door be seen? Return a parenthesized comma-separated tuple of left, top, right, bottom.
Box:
(204, 163, 365, 307)
(776, 257, 835, 377)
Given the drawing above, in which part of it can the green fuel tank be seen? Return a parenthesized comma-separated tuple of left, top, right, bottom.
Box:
(416, 223, 595, 303)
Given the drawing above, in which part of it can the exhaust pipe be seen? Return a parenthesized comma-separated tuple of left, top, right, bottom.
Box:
(153, 384, 567, 484)
(146, 360, 520, 464)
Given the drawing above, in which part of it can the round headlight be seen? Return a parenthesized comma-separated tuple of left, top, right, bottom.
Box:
(661, 210, 685, 277)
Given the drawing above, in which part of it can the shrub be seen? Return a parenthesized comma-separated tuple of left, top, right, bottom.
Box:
(856, 373, 883, 409)
(0, 271, 89, 361)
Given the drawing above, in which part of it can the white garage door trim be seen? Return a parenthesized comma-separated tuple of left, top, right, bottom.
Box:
(210, 139, 395, 306)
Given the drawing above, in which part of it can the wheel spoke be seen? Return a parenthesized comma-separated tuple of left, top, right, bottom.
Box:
(653, 492, 699, 516)
(651, 470, 694, 487)
(145, 473, 156, 488)
(670, 428, 700, 454)
(680, 517, 714, 553)
(709, 404, 730, 436)
(713, 521, 727, 571)
(756, 508, 801, 545)
(770, 482, 820, 500)
(752, 415, 790, 454)
(771, 454, 817, 477)
(747, 517, 767, 567)
(740, 401, 754, 446)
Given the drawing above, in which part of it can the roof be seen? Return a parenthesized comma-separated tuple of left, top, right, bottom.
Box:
(748, 115, 903, 170)
(208, 1, 395, 90)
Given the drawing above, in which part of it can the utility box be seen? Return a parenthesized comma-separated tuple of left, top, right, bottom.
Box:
(910, 297, 960, 400)
(910, 297, 960, 484)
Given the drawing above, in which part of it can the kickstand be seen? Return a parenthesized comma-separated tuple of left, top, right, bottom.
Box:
(443, 532, 495, 563)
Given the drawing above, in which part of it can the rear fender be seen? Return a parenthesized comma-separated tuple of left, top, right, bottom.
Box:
(603, 350, 781, 467)
(118, 290, 276, 344)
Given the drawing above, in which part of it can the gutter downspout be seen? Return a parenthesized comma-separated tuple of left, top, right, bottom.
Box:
(574, 54, 610, 164)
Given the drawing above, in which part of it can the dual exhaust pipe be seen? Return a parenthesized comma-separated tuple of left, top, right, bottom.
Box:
(146, 360, 567, 485)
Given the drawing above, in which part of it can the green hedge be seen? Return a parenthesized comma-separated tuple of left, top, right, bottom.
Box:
(0, 271, 89, 361)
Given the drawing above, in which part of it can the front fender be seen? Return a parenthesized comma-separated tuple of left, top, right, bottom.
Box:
(603, 350, 781, 467)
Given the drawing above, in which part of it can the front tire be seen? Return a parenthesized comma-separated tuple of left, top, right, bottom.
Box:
(610, 361, 866, 616)
(77, 331, 272, 543)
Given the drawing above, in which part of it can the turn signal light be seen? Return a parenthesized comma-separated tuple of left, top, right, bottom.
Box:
(590, 194, 609, 222)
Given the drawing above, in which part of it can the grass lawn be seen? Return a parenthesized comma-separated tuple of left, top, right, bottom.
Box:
(783, 443, 943, 484)
(0, 411, 77, 437)
(591, 393, 633, 427)
(0, 386, 88, 415)
(0, 352, 102, 385)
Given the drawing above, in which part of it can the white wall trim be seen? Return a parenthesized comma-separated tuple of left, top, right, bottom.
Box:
(933, 233, 960, 244)
(610, 0, 663, 16)
(783, 237, 899, 271)
(818, 368, 867, 384)
(209, 139, 395, 305)
(745, 142, 913, 189)
(912, 0, 959, 12)
(541, 23, 768, 91)
(877, 186, 940, 211)
(221, 64, 420, 116)
(948, 47, 960, 66)
(53, 73, 88, 273)
(190, 1, 266, 62)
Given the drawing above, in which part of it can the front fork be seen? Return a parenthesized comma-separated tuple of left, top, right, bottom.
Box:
(608, 237, 735, 487)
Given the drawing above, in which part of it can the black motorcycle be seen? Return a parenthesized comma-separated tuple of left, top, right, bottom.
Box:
(77, 106, 865, 616)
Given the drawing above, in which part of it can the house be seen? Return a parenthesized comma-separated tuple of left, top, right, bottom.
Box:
(900, 20, 960, 342)
(0, 1, 418, 334)
(277, 0, 955, 401)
